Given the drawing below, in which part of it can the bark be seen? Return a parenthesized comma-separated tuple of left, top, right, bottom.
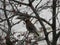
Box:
(29, 3, 50, 45)
(52, 0, 57, 45)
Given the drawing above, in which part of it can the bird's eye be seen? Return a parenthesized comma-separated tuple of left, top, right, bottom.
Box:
(23, 22, 25, 24)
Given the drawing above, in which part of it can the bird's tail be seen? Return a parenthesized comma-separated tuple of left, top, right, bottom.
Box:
(34, 31, 39, 36)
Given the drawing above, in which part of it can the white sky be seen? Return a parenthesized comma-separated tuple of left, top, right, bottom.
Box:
(11, 0, 60, 33)
(0, 0, 60, 45)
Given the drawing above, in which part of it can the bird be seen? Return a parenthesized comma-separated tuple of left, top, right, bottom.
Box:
(16, 16, 39, 36)
(24, 18, 39, 36)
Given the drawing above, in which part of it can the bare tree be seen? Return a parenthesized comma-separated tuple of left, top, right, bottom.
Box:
(0, 0, 60, 45)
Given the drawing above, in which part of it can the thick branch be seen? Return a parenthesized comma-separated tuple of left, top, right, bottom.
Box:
(29, 3, 50, 45)
(10, 0, 29, 6)
(3, 0, 11, 35)
(0, 27, 7, 33)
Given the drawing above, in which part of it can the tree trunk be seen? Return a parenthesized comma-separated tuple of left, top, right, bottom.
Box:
(52, 0, 57, 45)
(52, 38, 57, 45)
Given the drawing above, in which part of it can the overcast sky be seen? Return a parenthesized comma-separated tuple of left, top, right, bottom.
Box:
(10, 0, 60, 33)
